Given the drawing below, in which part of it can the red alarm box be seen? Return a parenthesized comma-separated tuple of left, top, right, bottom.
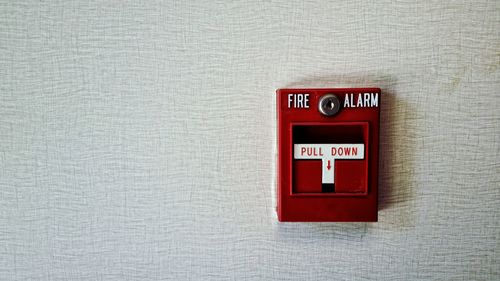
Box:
(276, 88, 380, 222)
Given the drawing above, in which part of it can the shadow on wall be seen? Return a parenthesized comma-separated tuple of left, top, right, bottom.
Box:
(274, 73, 416, 238)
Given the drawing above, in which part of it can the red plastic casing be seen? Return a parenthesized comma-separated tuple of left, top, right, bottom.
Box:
(277, 88, 380, 222)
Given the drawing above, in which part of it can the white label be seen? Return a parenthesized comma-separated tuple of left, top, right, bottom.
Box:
(293, 144, 364, 184)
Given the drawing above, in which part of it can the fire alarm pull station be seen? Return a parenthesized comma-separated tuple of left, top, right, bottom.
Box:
(276, 88, 380, 222)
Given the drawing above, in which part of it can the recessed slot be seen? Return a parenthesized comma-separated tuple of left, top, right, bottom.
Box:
(291, 123, 369, 195)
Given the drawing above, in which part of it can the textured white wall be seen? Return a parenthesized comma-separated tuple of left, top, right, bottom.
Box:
(0, 1, 499, 280)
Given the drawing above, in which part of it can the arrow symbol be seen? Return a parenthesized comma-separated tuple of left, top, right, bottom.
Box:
(327, 160, 331, 170)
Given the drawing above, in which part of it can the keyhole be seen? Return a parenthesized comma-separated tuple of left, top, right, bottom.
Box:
(318, 94, 341, 116)
(327, 100, 335, 109)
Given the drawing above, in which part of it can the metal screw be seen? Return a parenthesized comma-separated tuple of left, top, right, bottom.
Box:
(318, 94, 341, 116)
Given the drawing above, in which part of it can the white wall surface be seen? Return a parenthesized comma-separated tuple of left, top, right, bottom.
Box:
(0, 1, 499, 280)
